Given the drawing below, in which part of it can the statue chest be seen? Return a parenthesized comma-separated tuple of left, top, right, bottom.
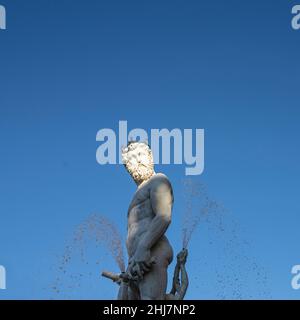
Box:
(127, 187, 153, 224)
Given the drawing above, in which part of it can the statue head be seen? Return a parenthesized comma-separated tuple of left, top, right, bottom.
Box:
(121, 141, 155, 185)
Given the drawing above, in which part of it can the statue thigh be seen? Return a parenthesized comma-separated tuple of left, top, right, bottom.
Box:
(138, 258, 168, 300)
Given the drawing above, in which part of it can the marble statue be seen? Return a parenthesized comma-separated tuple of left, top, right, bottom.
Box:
(102, 141, 188, 300)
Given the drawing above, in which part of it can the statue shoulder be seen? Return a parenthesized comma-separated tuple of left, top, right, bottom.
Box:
(150, 173, 171, 186)
(149, 173, 173, 197)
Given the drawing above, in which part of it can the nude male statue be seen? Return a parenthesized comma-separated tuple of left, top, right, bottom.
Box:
(119, 141, 174, 300)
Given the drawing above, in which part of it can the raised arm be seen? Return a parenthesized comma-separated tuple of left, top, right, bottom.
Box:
(166, 248, 189, 300)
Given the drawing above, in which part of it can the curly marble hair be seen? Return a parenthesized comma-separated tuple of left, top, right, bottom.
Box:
(121, 141, 154, 183)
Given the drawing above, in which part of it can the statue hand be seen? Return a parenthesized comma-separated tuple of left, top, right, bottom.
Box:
(127, 248, 154, 280)
(177, 248, 188, 264)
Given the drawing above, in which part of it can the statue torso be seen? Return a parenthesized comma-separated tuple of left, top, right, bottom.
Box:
(126, 173, 173, 259)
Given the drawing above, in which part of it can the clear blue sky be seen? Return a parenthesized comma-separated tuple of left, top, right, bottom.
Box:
(0, 0, 299, 299)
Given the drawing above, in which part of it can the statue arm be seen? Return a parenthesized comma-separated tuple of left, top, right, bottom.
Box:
(168, 249, 189, 300)
(170, 261, 181, 295)
(176, 260, 189, 299)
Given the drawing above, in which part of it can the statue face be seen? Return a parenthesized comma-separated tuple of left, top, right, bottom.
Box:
(122, 142, 154, 184)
